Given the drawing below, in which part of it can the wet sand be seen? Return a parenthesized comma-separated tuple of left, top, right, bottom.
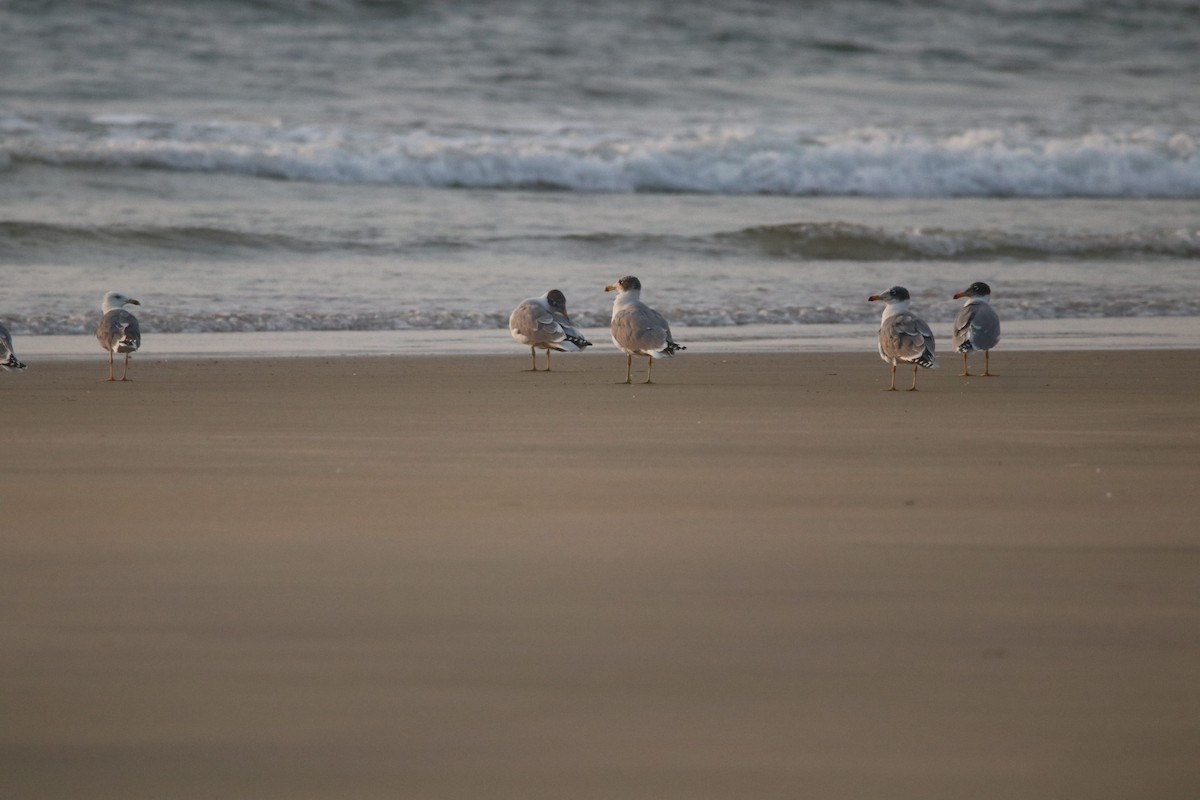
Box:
(3, 349, 1199, 799)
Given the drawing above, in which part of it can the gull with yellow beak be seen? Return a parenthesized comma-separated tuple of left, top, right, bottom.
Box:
(605, 275, 685, 384)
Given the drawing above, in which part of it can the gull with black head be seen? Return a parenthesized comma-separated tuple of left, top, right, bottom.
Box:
(95, 291, 142, 382)
(952, 281, 1001, 376)
(508, 288, 592, 371)
(869, 286, 937, 391)
(605, 275, 685, 384)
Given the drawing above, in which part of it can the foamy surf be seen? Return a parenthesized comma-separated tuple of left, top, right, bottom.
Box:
(4, 115, 1198, 198)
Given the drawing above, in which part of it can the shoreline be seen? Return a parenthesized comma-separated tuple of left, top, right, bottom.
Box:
(10, 316, 1200, 360)
(4, 350, 1199, 799)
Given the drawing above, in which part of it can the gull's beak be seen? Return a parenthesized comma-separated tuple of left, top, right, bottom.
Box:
(605, 283, 618, 292)
(129, 298, 142, 305)
(953, 291, 967, 299)
(868, 294, 883, 302)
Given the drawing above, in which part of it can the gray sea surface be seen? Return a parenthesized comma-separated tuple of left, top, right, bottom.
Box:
(2, 0, 1198, 352)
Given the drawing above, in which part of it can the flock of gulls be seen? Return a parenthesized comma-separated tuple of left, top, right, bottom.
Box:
(510, 276, 1000, 388)
(1, 281, 1000, 389)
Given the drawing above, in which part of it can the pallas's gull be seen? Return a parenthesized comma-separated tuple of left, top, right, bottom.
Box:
(869, 286, 937, 391)
(508, 289, 592, 371)
(952, 281, 1001, 377)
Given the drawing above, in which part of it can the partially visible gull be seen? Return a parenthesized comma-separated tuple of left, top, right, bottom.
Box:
(95, 291, 141, 382)
(952, 281, 1001, 377)
(869, 286, 937, 391)
(509, 289, 592, 371)
(605, 275, 685, 384)
(1, 322, 26, 374)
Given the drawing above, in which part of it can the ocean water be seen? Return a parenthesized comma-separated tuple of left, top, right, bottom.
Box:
(2, 0, 1198, 355)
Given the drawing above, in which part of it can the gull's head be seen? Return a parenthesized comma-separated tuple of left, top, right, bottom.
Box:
(954, 281, 992, 301)
(545, 289, 568, 316)
(605, 275, 641, 294)
(868, 286, 910, 305)
(102, 291, 141, 313)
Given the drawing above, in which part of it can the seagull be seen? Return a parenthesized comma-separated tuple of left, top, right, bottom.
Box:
(605, 275, 685, 384)
(95, 291, 141, 382)
(509, 289, 592, 371)
(952, 281, 1000, 376)
(868, 286, 937, 391)
(1, 322, 26, 374)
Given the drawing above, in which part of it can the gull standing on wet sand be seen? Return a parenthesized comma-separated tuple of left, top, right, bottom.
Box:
(869, 286, 937, 391)
(1, 322, 27, 375)
(508, 289, 592, 371)
(605, 275, 685, 384)
(95, 291, 141, 382)
(952, 281, 1001, 376)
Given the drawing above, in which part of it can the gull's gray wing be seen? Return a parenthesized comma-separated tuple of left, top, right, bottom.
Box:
(509, 300, 562, 346)
(953, 302, 1000, 352)
(611, 302, 671, 356)
(96, 309, 141, 353)
(552, 312, 592, 350)
(510, 301, 591, 351)
(881, 311, 936, 366)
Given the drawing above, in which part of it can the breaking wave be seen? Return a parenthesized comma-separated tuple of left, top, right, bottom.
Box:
(4, 114, 1199, 198)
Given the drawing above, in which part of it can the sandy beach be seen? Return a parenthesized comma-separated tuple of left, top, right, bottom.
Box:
(3, 349, 1198, 800)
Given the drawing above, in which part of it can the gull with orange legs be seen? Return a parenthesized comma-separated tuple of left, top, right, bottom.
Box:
(952, 281, 1000, 376)
(509, 289, 592, 371)
(604, 275, 685, 385)
(869, 286, 937, 391)
(95, 291, 142, 382)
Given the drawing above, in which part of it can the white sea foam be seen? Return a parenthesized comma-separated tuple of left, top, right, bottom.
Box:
(5, 116, 1199, 198)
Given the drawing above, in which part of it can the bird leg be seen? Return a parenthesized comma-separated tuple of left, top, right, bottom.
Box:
(105, 350, 116, 382)
(121, 352, 132, 382)
(621, 354, 632, 384)
(960, 352, 972, 377)
(644, 356, 654, 384)
(887, 362, 897, 391)
(983, 350, 995, 376)
(526, 347, 539, 371)
(544, 348, 552, 372)
(907, 364, 919, 391)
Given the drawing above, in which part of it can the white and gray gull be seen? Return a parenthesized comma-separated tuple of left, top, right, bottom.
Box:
(605, 275, 685, 384)
(1, 322, 26, 374)
(509, 289, 592, 371)
(95, 291, 142, 382)
(869, 286, 937, 391)
(952, 281, 1000, 377)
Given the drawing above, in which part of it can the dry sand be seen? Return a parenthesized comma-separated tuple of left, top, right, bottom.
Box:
(3, 349, 1198, 799)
